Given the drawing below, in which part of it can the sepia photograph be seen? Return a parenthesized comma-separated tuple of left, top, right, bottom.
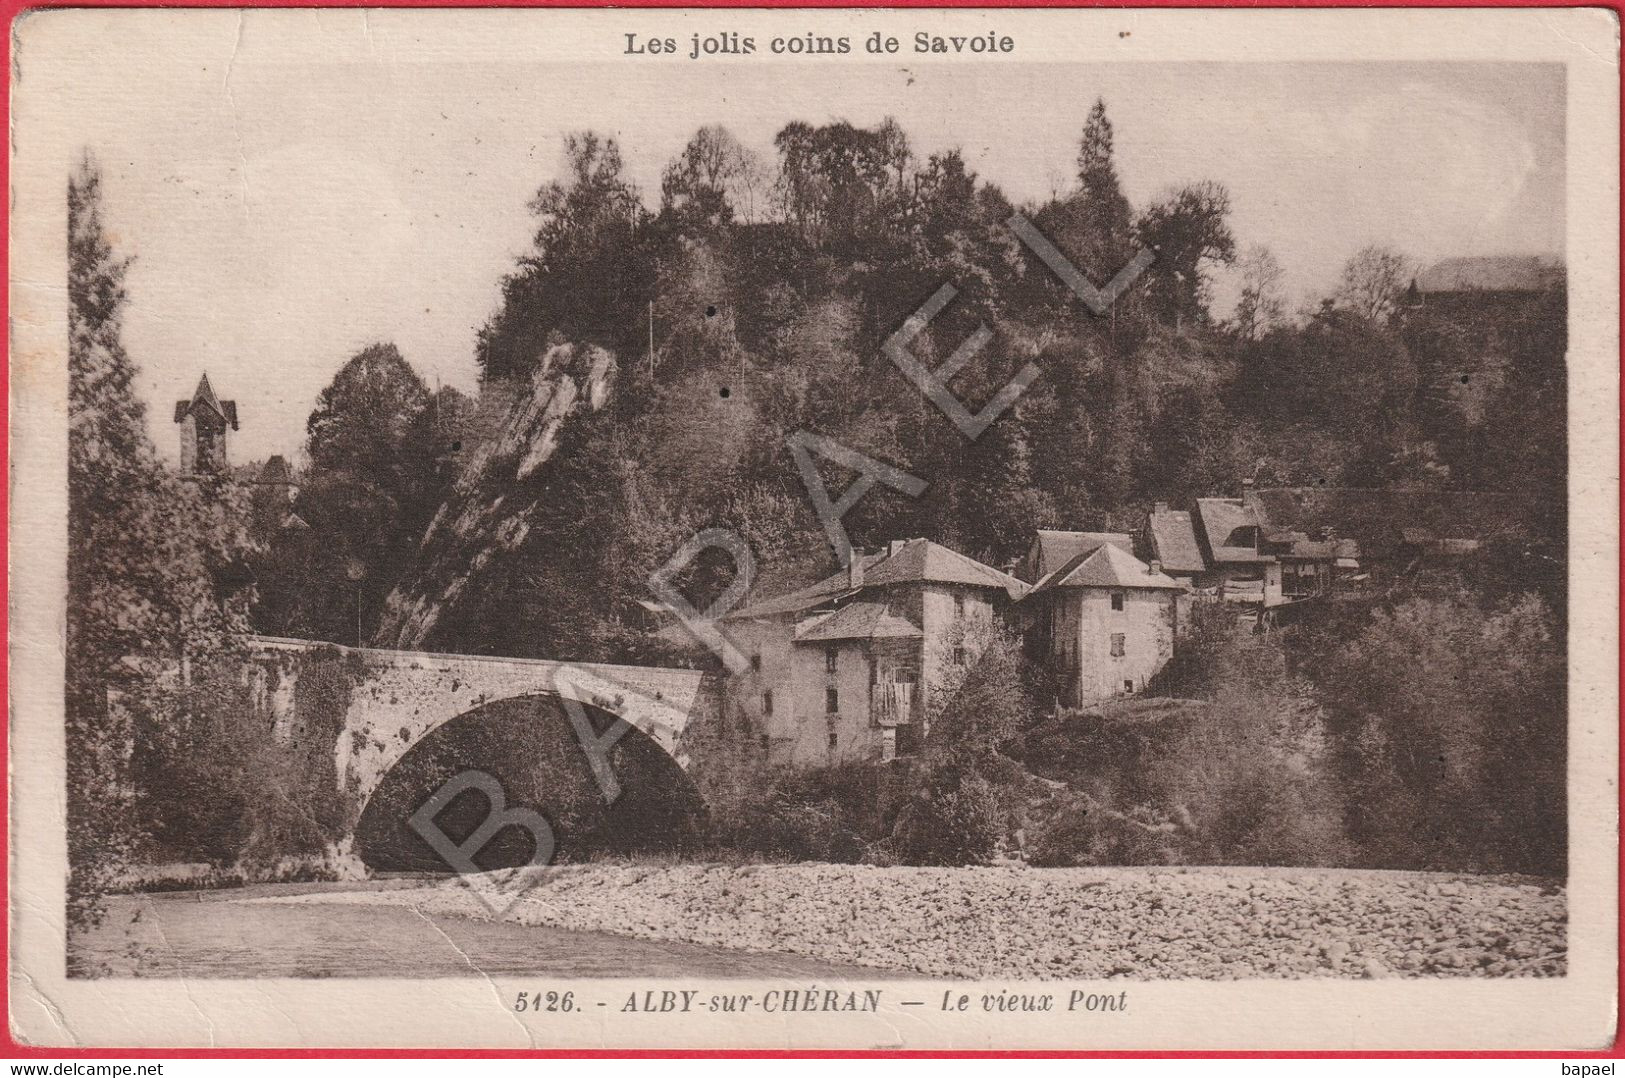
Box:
(7, 6, 1617, 1052)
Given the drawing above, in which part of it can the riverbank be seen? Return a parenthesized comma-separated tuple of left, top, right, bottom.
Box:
(249, 863, 1567, 980)
(69, 885, 908, 979)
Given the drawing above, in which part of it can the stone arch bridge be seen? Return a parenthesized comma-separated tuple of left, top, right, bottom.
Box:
(238, 635, 721, 860)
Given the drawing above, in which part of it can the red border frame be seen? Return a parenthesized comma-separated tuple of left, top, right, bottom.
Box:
(3, 0, 1619, 1058)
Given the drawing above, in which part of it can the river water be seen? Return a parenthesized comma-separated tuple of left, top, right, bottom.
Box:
(70, 883, 905, 980)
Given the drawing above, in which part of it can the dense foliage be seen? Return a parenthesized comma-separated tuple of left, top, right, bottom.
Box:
(251, 344, 469, 644)
(66, 156, 255, 924)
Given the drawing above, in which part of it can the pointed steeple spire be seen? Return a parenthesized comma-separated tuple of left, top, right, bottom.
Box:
(192, 372, 221, 416)
(174, 372, 237, 430)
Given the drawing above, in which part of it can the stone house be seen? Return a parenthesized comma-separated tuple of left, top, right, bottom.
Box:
(1192, 484, 1285, 609)
(1142, 503, 1212, 635)
(1019, 542, 1185, 707)
(721, 539, 1026, 767)
(1016, 529, 1134, 583)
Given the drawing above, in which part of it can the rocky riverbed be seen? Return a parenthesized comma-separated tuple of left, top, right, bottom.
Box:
(252, 863, 1566, 980)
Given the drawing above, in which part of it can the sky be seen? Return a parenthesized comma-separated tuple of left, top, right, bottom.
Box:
(21, 14, 1565, 465)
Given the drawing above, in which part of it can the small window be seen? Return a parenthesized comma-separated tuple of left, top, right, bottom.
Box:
(762, 690, 773, 716)
(828, 731, 838, 751)
(1110, 633, 1126, 657)
(759, 733, 769, 752)
(953, 592, 965, 617)
(826, 687, 839, 713)
(1123, 679, 1135, 694)
(750, 652, 762, 671)
(952, 646, 966, 666)
(825, 646, 838, 674)
(1110, 591, 1125, 611)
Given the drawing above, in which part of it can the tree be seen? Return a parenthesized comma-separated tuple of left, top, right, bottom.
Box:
(1335, 245, 1413, 324)
(1072, 98, 1135, 269)
(66, 154, 251, 927)
(660, 125, 766, 231)
(477, 132, 649, 380)
(255, 343, 450, 645)
(771, 119, 902, 252)
(1026, 100, 1137, 306)
(305, 343, 432, 477)
(926, 622, 1038, 762)
(1135, 181, 1237, 328)
(1232, 243, 1288, 340)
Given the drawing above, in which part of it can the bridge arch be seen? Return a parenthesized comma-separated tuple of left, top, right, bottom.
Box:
(353, 691, 704, 870)
(243, 636, 717, 864)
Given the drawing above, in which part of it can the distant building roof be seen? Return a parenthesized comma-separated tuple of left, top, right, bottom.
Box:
(1415, 255, 1564, 295)
(1193, 498, 1272, 564)
(794, 602, 923, 643)
(1251, 487, 1526, 562)
(173, 373, 238, 429)
(1145, 509, 1207, 574)
(256, 455, 294, 484)
(1021, 530, 1134, 582)
(727, 538, 1026, 620)
(1028, 542, 1185, 597)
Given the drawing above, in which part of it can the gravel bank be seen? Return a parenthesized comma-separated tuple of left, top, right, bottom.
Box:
(257, 863, 1566, 980)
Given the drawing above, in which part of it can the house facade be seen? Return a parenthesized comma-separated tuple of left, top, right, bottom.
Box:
(1020, 542, 1184, 707)
(721, 539, 1025, 768)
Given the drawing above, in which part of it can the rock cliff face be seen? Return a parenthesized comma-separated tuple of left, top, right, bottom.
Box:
(373, 342, 616, 651)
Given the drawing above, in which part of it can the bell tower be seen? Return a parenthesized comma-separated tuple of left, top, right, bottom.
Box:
(173, 373, 238, 475)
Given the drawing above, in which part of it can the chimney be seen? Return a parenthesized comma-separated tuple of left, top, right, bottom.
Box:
(1149, 559, 1162, 577)
(1241, 476, 1257, 510)
(1153, 501, 1168, 514)
(848, 551, 865, 589)
(888, 539, 908, 556)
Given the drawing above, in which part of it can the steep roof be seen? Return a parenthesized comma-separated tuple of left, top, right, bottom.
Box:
(860, 538, 1026, 596)
(1028, 542, 1185, 596)
(1193, 498, 1271, 564)
(174, 373, 239, 429)
(726, 538, 1025, 620)
(1146, 509, 1207, 574)
(1251, 487, 1527, 562)
(257, 455, 294, 484)
(1416, 255, 1564, 295)
(794, 602, 923, 643)
(1023, 530, 1134, 581)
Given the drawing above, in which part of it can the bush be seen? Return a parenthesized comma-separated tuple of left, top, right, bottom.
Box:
(706, 762, 904, 863)
(890, 763, 1003, 866)
(1015, 639, 1353, 870)
(754, 797, 868, 863)
(1026, 789, 1183, 868)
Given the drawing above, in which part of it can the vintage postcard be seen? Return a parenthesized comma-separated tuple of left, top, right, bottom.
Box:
(7, 5, 1619, 1052)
